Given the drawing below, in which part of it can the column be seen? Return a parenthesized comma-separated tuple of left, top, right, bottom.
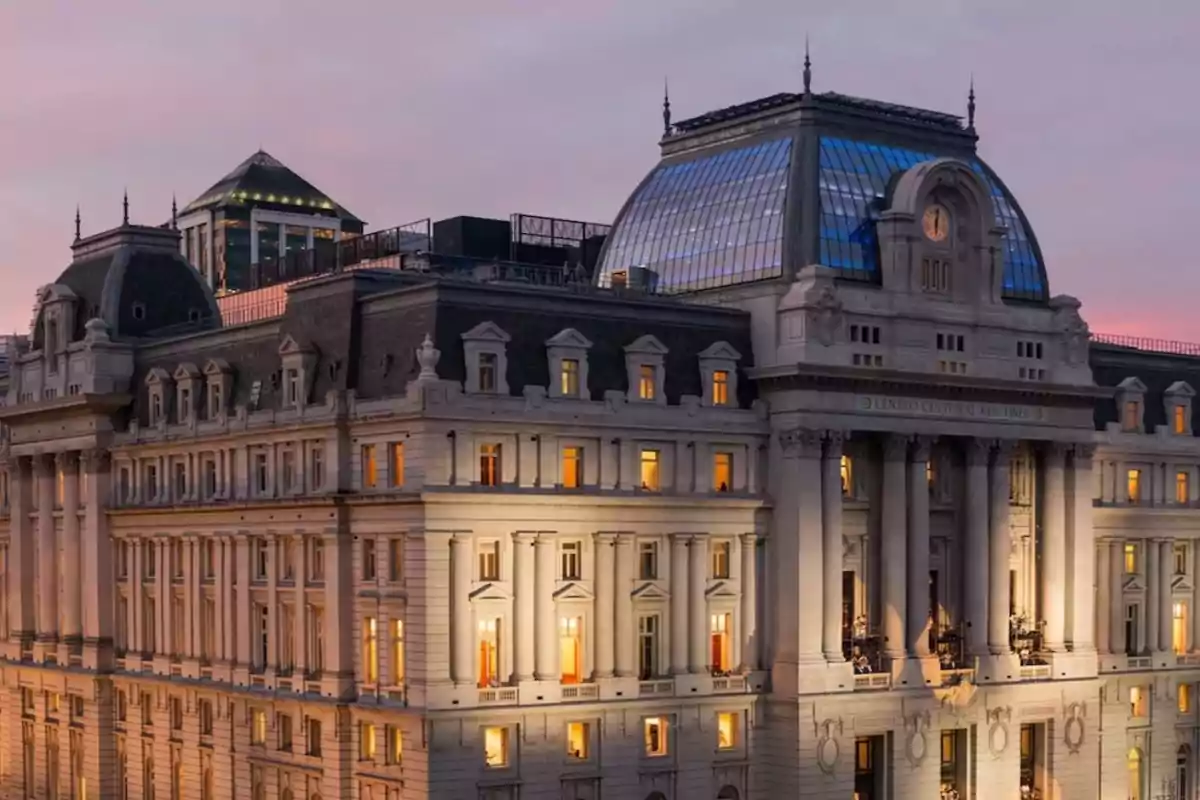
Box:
(267, 535, 279, 668)
(688, 536, 707, 673)
(80, 450, 111, 670)
(907, 436, 932, 658)
(988, 441, 1013, 655)
(593, 533, 615, 679)
(794, 430, 825, 663)
(964, 439, 990, 656)
(236, 538, 251, 666)
(1159, 539, 1173, 653)
(1068, 445, 1097, 652)
(449, 535, 473, 685)
(534, 535, 557, 681)
(1147, 541, 1160, 655)
(7, 456, 34, 644)
(881, 435, 907, 660)
(131, 538, 143, 654)
(1109, 541, 1126, 655)
(60, 452, 81, 649)
(669, 533, 689, 674)
(822, 432, 846, 662)
(740, 533, 759, 672)
(160, 541, 172, 660)
(293, 536, 307, 675)
(1096, 540, 1111, 654)
(1041, 443, 1068, 652)
(613, 536, 635, 677)
(1192, 542, 1200, 653)
(35, 454, 57, 644)
(512, 533, 536, 682)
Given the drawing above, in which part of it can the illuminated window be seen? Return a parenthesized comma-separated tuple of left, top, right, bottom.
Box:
(359, 722, 376, 761)
(1177, 405, 1189, 434)
(483, 726, 508, 768)
(643, 717, 668, 757)
(561, 358, 580, 397)
(1123, 401, 1141, 432)
(391, 620, 405, 686)
(478, 542, 500, 581)
(712, 370, 730, 406)
(386, 725, 402, 765)
(857, 738, 872, 771)
(477, 618, 500, 687)
(1125, 543, 1138, 573)
(637, 616, 659, 679)
(1181, 683, 1193, 714)
(390, 443, 405, 488)
(1179, 471, 1191, 505)
(1175, 602, 1189, 654)
(561, 447, 582, 489)
(639, 542, 658, 580)
(716, 712, 738, 750)
(1129, 747, 1145, 800)
(638, 365, 657, 401)
(713, 452, 732, 492)
(363, 617, 378, 684)
(251, 708, 267, 745)
(640, 449, 661, 491)
(566, 722, 589, 759)
(711, 541, 731, 579)
(840, 455, 852, 495)
(1131, 686, 1148, 717)
(561, 541, 581, 580)
(479, 444, 500, 487)
(1127, 469, 1141, 503)
(560, 616, 582, 684)
(478, 353, 498, 393)
(710, 613, 733, 674)
(361, 445, 377, 489)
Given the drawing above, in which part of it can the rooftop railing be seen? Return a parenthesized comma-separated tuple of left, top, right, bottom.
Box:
(1089, 332, 1200, 358)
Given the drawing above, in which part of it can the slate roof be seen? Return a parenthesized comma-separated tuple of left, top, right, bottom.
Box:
(180, 150, 361, 223)
(1091, 343, 1200, 432)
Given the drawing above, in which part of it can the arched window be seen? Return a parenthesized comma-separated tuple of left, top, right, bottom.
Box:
(1128, 747, 1145, 800)
(717, 787, 741, 800)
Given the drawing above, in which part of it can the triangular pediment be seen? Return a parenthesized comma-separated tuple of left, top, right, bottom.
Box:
(553, 581, 595, 601)
(698, 341, 742, 362)
(203, 358, 231, 376)
(1167, 381, 1196, 398)
(545, 327, 593, 350)
(630, 581, 669, 600)
(278, 334, 309, 356)
(173, 362, 201, 381)
(1173, 576, 1192, 593)
(462, 321, 511, 343)
(144, 367, 171, 386)
(704, 580, 740, 600)
(1123, 575, 1145, 593)
(469, 582, 511, 602)
(625, 334, 668, 356)
(1118, 376, 1148, 394)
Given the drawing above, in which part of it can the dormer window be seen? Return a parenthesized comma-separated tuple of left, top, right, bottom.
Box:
(462, 322, 511, 395)
(1165, 381, 1195, 436)
(561, 359, 580, 397)
(1115, 377, 1148, 434)
(144, 368, 172, 427)
(172, 363, 201, 423)
(179, 388, 191, 422)
(202, 359, 232, 421)
(277, 336, 316, 411)
(624, 335, 668, 406)
(208, 383, 223, 420)
(151, 393, 163, 425)
(698, 342, 742, 409)
(285, 369, 300, 405)
(545, 328, 592, 400)
(1123, 402, 1140, 431)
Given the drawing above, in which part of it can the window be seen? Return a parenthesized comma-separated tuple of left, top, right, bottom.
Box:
(391, 620, 405, 685)
(638, 364, 657, 401)
(478, 352, 498, 393)
(198, 699, 213, 736)
(362, 538, 377, 581)
(253, 452, 268, 494)
(359, 722, 377, 761)
(640, 449, 661, 491)
(251, 708, 267, 745)
(389, 539, 404, 582)
(712, 370, 730, 406)
(1177, 543, 1189, 576)
(311, 538, 325, 581)
(281, 539, 295, 581)
(284, 369, 300, 406)
(1126, 603, 1141, 657)
(566, 722, 589, 759)
(363, 617, 378, 684)
(478, 542, 500, 581)
(281, 449, 296, 492)
(278, 713, 293, 751)
(643, 717, 668, 757)
(713, 452, 732, 492)
(361, 445, 377, 489)
(150, 392, 163, 425)
(479, 444, 500, 487)
(390, 443, 405, 488)
(386, 725, 402, 765)
(145, 463, 159, 500)
(478, 618, 500, 687)
(256, 604, 269, 667)
(560, 616, 582, 684)
(310, 445, 325, 491)
(1179, 471, 1191, 505)
(920, 257, 951, 293)
(307, 605, 325, 672)
(1131, 685, 1148, 717)
(1124, 401, 1141, 432)
(637, 615, 659, 679)
(1181, 683, 1193, 714)
(710, 613, 733, 673)
(207, 382, 223, 420)
(170, 696, 183, 731)
(717, 712, 738, 750)
(306, 717, 322, 756)
(1127, 469, 1142, 503)
(840, 455, 852, 495)
(561, 358, 580, 397)
(254, 538, 268, 580)
(203, 459, 217, 498)
(561, 446, 582, 489)
(173, 462, 187, 499)
(561, 541, 581, 580)
(1125, 543, 1138, 574)
(483, 726, 508, 768)
(1177, 405, 1189, 435)
(711, 541, 731, 579)
(639, 541, 658, 580)
(1175, 602, 1190, 654)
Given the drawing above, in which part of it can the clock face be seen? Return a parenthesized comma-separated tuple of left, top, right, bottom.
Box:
(922, 204, 950, 242)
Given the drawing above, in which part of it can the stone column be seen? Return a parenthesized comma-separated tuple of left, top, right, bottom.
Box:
(1068, 445, 1097, 652)
(80, 449, 112, 670)
(59, 452, 81, 654)
(512, 533, 536, 682)
(688, 536, 707, 673)
(35, 454, 57, 647)
(1041, 443, 1068, 652)
(822, 432, 846, 662)
(988, 441, 1014, 655)
(1096, 540, 1111, 654)
(292, 536, 306, 675)
(534, 535, 557, 681)
(131, 537, 143, 655)
(794, 430, 825, 663)
(235, 538, 251, 668)
(1192, 542, 1200, 654)
(907, 436, 932, 658)
(613, 536, 635, 677)
(1147, 541, 1160, 655)
(449, 535, 473, 685)
(669, 533, 690, 674)
(964, 439, 990, 656)
(740, 533, 759, 672)
(7, 456, 34, 647)
(593, 533, 615, 679)
(1109, 540, 1126, 655)
(881, 435, 908, 660)
(1159, 539, 1173, 653)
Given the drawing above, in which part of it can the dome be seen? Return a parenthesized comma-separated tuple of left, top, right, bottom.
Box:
(596, 90, 1048, 303)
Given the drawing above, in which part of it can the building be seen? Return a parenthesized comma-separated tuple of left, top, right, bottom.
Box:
(0, 72, 1195, 800)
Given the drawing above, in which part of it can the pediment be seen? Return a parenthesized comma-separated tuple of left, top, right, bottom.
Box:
(1117, 376, 1148, 394)
(1122, 575, 1145, 593)
(203, 358, 231, 376)
(1173, 576, 1192, 593)
(39, 283, 78, 304)
(545, 327, 593, 350)
(704, 580, 739, 600)
(553, 581, 594, 601)
(173, 362, 201, 381)
(630, 581, 669, 601)
(1167, 381, 1196, 398)
(625, 334, 668, 356)
(469, 582, 511, 602)
(144, 367, 171, 386)
(278, 334, 310, 356)
(698, 341, 742, 362)
(462, 321, 511, 343)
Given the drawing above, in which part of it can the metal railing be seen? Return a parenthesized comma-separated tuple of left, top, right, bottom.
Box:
(1091, 332, 1200, 357)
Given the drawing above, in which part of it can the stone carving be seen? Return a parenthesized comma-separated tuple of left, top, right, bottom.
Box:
(809, 285, 843, 347)
(814, 718, 843, 775)
(903, 710, 931, 767)
(416, 334, 440, 380)
(1062, 701, 1086, 754)
(986, 706, 1012, 758)
(1050, 295, 1090, 366)
(779, 428, 823, 458)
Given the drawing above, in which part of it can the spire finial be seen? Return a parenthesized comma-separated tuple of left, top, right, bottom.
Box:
(803, 37, 812, 96)
(967, 74, 976, 130)
(122, 189, 129, 226)
(74, 205, 81, 242)
(662, 77, 672, 136)
(171, 195, 178, 230)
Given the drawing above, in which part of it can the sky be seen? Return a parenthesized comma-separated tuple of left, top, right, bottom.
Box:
(1, 1, 1197, 338)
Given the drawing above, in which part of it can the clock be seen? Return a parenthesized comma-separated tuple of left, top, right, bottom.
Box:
(922, 203, 950, 243)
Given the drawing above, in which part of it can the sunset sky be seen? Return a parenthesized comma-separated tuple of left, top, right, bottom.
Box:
(1, 1, 1196, 338)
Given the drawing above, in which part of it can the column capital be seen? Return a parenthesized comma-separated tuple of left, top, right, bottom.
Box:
(669, 532, 694, 544)
(613, 533, 635, 549)
(534, 533, 556, 548)
(594, 532, 618, 545)
(739, 532, 760, 547)
(965, 437, 990, 467)
(31, 452, 54, 478)
(55, 451, 79, 474)
(909, 435, 935, 463)
(1072, 443, 1097, 461)
(992, 439, 1019, 461)
(1041, 441, 1070, 464)
(512, 531, 538, 544)
(882, 433, 908, 463)
(823, 430, 846, 458)
(779, 428, 823, 459)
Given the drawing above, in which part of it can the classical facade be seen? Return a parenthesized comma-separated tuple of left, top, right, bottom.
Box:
(0, 76, 1195, 800)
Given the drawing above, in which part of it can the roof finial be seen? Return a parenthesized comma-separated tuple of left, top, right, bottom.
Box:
(122, 189, 129, 226)
(803, 37, 812, 96)
(662, 77, 672, 136)
(171, 195, 178, 230)
(967, 74, 976, 130)
(74, 205, 81, 242)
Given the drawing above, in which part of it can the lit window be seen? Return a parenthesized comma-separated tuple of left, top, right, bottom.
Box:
(1123, 401, 1141, 432)
(1175, 602, 1189, 654)
(713, 452, 732, 492)
(386, 725, 402, 765)
(1125, 543, 1138, 574)
(561, 541, 581, 580)
(640, 449, 661, 491)
(643, 717, 668, 756)
(390, 443, 405, 488)
(478, 352, 498, 393)
(1176, 405, 1188, 434)
(638, 364, 656, 401)
(483, 726, 508, 768)
(712, 370, 729, 406)
(711, 541, 731, 579)
(639, 542, 658, 580)
(478, 542, 500, 581)
(561, 358, 580, 397)
(1181, 683, 1193, 714)
(391, 620, 405, 686)
(480, 444, 500, 487)
(710, 613, 733, 674)
(1179, 471, 1191, 505)
(561, 447, 582, 489)
(717, 712, 738, 750)
(560, 616, 582, 684)
(566, 722, 589, 759)
(478, 618, 500, 687)
(251, 708, 267, 745)
(361, 445, 377, 489)
(840, 455, 852, 495)
(359, 722, 376, 761)
(363, 617, 378, 684)
(1131, 686, 1148, 717)
(1127, 469, 1141, 503)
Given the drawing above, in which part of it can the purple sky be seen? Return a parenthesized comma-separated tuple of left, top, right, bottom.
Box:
(1, 2, 1196, 339)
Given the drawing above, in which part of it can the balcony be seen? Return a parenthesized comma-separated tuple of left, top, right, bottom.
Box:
(560, 684, 600, 702)
(478, 687, 518, 705)
(638, 680, 674, 697)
